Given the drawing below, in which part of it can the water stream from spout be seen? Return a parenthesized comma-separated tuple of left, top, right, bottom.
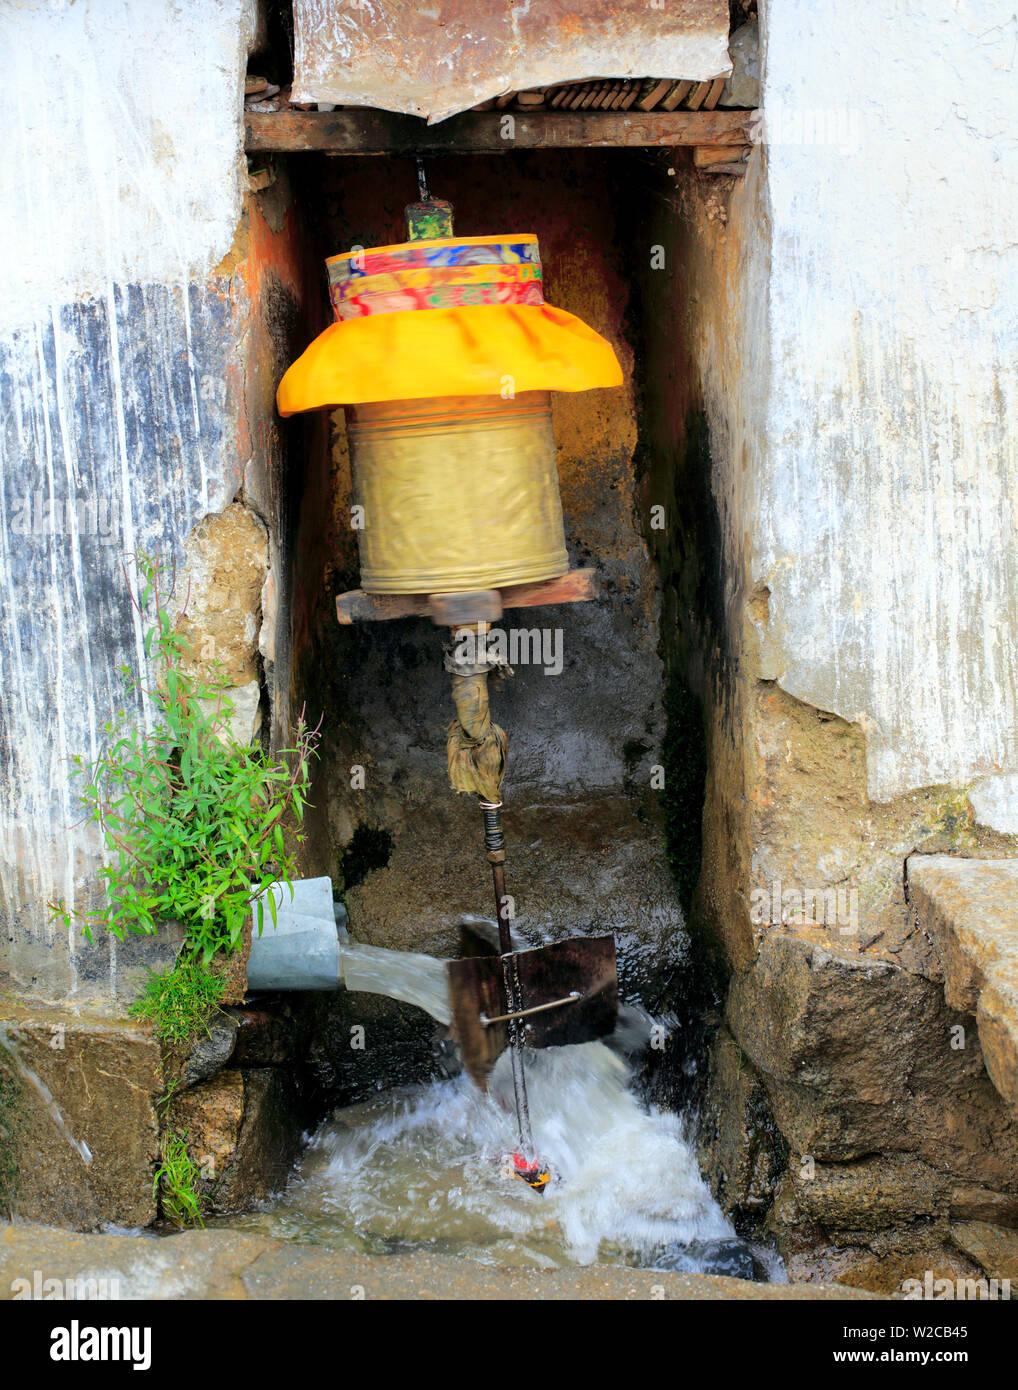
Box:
(337, 941, 452, 1025)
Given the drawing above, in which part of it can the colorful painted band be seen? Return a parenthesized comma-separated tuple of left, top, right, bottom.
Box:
(333, 280, 546, 320)
(330, 263, 542, 302)
(327, 236, 541, 282)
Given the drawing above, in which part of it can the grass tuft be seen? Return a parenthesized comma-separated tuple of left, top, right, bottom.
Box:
(153, 1132, 206, 1228)
(130, 952, 227, 1048)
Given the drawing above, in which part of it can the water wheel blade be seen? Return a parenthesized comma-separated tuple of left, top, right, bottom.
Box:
(447, 934, 618, 1089)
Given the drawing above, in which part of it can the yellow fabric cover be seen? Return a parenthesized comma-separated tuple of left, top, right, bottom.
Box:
(276, 303, 622, 415)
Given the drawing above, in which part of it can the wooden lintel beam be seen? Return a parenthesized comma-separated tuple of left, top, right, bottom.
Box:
(246, 108, 757, 156)
(694, 143, 749, 168)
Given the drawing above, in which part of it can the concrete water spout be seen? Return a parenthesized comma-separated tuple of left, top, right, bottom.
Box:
(247, 876, 453, 1023)
(246, 876, 343, 992)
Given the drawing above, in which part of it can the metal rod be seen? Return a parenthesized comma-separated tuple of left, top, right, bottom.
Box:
(480, 799, 534, 1156)
(481, 991, 581, 1027)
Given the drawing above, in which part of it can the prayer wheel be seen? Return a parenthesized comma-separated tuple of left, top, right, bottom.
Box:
(277, 222, 621, 596)
(346, 392, 566, 593)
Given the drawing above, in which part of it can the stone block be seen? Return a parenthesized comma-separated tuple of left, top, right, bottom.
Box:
(907, 855, 1018, 1109)
(785, 1156, 950, 1234)
(696, 1026, 786, 1229)
(949, 1220, 1018, 1283)
(728, 929, 1018, 1190)
(0, 1002, 162, 1229)
(165, 1066, 303, 1215)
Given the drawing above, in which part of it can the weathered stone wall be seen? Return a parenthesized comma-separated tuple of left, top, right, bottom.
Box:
(643, 0, 1018, 1290)
(0, 2, 310, 1000)
(756, 0, 1018, 806)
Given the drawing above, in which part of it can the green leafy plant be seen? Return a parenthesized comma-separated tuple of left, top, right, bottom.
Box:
(51, 553, 319, 1042)
(154, 1133, 206, 1228)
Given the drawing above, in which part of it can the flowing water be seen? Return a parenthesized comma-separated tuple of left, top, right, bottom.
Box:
(337, 940, 453, 1026)
(0, 1024, 93, 1165)
(228, 1019, 765, 1276)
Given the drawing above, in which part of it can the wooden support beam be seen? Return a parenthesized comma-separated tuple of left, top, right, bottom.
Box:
(428, 590, 503, 626)
(694, 143, 750, 169)
(499, 569, 600, 611)
(335, 591, 430, 625)
(246, 108, 757, 156)
(336, 568, 599, 626)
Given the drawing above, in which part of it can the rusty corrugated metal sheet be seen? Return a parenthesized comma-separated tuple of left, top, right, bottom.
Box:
(292, 0, 731, 124)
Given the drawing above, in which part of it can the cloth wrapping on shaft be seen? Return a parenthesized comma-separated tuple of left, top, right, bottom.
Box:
(446, 671, 507, 804)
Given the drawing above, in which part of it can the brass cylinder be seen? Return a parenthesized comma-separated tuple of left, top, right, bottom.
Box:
(345, 391, 568, 594)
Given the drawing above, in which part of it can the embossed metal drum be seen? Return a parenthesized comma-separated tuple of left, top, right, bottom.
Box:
(345, 391, 569, 594)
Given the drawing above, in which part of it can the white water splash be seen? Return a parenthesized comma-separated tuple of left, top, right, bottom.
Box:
(231, 1037, 742, 1273)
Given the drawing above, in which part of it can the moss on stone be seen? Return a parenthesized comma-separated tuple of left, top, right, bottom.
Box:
(622, 737, 652, 774)
(0, 1048, 24, 1214)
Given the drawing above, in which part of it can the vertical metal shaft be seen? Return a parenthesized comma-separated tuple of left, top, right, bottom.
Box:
(480, 799, 534, 1156)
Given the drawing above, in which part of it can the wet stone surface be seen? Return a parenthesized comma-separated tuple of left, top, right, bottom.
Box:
(0, 1220, 876, 1300)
